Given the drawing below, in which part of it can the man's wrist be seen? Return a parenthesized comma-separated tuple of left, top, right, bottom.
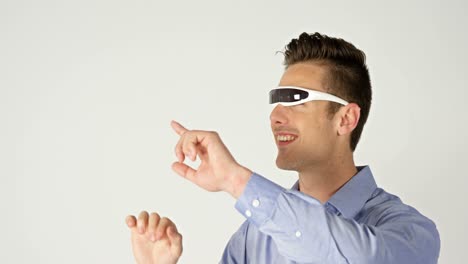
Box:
(227, 165, 252, 199)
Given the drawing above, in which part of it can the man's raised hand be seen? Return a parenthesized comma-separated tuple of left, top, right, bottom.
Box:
(170, 120, 252, 198)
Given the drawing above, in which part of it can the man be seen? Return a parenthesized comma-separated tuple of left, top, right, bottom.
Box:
(125, 32, 440, 263)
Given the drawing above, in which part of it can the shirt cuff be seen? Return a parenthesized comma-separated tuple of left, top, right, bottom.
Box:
(234, 172, 286, 227)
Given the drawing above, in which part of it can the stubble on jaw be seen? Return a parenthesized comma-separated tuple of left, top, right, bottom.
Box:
(275, 140, 333, 173)
(275, 147, 307, 171)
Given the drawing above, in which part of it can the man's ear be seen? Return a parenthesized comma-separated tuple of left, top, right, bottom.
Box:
(337, 103, 360, 136)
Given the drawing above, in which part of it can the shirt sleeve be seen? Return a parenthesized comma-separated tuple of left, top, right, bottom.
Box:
(234, 172, 440, 264)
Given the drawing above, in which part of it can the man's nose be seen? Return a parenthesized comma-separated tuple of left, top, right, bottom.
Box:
(270, 104, 289, 126)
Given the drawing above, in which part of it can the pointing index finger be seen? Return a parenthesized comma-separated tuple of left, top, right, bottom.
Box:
(171, 120, 189, 136)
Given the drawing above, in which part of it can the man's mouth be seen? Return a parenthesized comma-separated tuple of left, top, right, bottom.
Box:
(276, 134, 298, 146)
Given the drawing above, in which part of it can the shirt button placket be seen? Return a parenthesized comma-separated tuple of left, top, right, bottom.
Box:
(295, 231, 302, 238)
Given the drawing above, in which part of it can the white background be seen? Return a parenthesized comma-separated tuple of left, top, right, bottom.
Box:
(1, 0, 467, 263)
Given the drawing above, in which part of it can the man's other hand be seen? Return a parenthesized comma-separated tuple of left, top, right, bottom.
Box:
(126, 211, 182, 264)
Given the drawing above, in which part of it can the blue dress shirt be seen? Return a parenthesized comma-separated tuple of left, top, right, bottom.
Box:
(220, 166, 440, 264)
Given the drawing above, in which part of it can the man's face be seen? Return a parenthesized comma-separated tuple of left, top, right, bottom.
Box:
(270, 62, 338, 172)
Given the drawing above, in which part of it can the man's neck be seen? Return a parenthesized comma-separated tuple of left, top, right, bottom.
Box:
(297, 155, 358, 204)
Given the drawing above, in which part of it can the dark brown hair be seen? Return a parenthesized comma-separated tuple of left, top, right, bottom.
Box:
(283, 32, 372, 151)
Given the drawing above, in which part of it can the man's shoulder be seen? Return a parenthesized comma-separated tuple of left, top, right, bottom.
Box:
(361, 188, 437, 228)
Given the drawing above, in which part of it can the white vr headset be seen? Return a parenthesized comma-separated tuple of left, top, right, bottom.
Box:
(269, 86, 349, 107)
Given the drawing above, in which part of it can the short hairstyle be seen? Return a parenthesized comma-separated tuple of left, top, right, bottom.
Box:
(282, 32, 372, 151)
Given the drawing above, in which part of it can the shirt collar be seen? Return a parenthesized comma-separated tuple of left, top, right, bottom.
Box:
(291, 166, 377, 219)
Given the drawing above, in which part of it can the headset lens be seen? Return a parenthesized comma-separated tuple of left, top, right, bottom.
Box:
(269, 88, 309, 104)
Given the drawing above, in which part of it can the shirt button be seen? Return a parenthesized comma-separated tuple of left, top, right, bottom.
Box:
(252, 199, 260, 207)
(245, 210, 252, 217)
(295, 231, 302, 237)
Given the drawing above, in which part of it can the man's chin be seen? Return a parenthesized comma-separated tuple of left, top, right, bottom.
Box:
(276, 158, 299, 171)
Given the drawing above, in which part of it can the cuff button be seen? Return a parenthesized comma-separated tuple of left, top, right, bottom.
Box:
(245, 210, 252, 217)
(252, 199, 260, 207)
